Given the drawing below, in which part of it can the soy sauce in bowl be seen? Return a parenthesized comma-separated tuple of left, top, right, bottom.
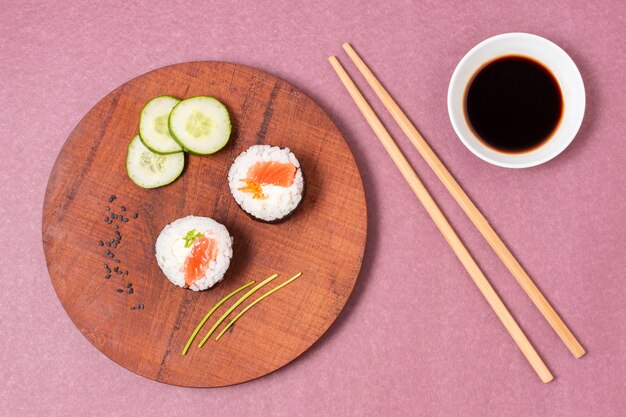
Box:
(465, 56, 563, 154)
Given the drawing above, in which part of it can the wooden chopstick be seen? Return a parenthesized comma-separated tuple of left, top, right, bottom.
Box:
(329, 56, 553, 383)
(341, 43, 585, 359)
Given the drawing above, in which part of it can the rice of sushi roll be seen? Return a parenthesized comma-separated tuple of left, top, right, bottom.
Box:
(228, 145, 305, 222)
(155, 216, 233, 291)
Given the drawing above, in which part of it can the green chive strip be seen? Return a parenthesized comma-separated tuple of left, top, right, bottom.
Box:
(198, 274, 279, 348)
(182, 280, 255, 356)
(216, 272, 303, 341)
(183, 229, 204, 248)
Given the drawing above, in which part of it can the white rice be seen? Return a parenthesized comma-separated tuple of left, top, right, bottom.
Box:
(228, 145, 304, 222)
(155, 216, 233, 291)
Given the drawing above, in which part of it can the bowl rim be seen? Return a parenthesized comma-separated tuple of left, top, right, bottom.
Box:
(447, 32, 586, 169)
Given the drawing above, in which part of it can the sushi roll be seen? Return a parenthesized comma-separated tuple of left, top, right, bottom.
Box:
(228, 145, 305, 222)
(155, 216, 233, 291)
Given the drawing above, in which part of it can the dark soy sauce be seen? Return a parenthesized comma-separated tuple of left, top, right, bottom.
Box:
(465, 56, 563, 153)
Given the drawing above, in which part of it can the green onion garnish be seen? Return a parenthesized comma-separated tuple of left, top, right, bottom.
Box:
(183, 229, 204, 248)
(182, 280, 255, 356)
(215, 272, 303, 341)
(197, 273, 279, 348)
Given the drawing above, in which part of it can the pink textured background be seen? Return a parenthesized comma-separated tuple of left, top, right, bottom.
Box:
(1, 0, 624, 416)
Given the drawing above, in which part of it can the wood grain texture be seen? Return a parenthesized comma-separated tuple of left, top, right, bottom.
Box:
(42, 62, 367, 387)
(328, 56, 553, 383)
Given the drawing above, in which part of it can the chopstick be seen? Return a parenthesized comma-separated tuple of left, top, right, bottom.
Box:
(341, 43, 585, 359)
(328, 56, 553, 383)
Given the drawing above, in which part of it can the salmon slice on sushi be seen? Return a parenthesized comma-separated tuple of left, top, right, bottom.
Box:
(228, 145, 305, 222)
(155, 216, 233, 291)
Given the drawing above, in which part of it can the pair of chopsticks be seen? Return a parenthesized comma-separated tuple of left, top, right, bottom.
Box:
(328, 43, 584, 383)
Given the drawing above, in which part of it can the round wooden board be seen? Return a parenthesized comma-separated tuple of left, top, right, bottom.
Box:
(42, 62, 367, 387)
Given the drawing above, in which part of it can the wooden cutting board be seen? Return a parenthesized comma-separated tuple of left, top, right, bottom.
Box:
(42, 62, 367, 387)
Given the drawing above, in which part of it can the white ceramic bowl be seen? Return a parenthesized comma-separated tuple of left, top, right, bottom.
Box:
(447, 33, 585, 168)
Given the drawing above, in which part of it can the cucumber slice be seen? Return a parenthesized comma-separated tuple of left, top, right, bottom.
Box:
(168, 96, 231, 155)
(139, 96, 183, 154)
(126, 135, 184, 188)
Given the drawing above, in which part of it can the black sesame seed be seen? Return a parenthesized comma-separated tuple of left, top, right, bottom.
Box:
(104, 216, 109, 222)
(105, 242, 110, 247)
(113, 266, 119, 272)
(126, 283, 132, 288)
(105, 274, 111, 279)
(114, 259, 120, 263)
(107, 220, 113, 224)
(116, 270, 122, 275)
(105, 206, 110, 211)
(109, 195, 116, 202)
(122, 218, 128, 223)
(128, 288, 134, 295)
(138, 304, 144, 309)
(124, 271, 128, 276)
(130, 306, 135, 310)
(120, 206, 126, 212)
(98, 240, 104, 246)
(113, 225, 119, 230)
(116, 289, 123, 293)
(133, 213, 138, 219)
